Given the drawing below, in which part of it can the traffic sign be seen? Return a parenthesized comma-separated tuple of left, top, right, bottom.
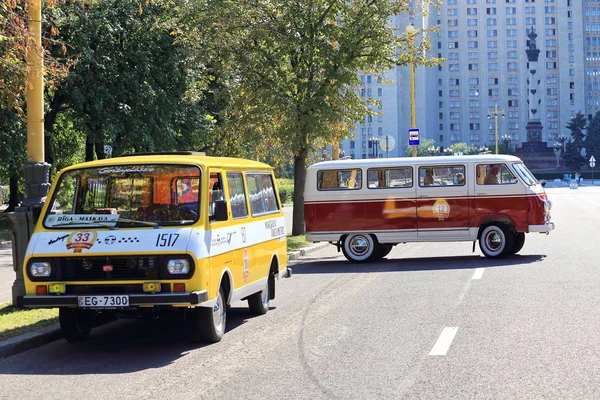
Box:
(590, 155, 596, 168)
(409, 128, 420, 146)
(379, 135, 396, 152)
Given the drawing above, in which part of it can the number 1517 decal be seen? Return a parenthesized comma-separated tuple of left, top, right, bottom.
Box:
(156, 233, 180, 247)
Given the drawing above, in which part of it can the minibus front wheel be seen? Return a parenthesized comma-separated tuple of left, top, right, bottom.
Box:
(192, 287, 227, 343)
(341, 233, 378, 263)
(59, 308, 94, 343)
(478, 223, 514, 259)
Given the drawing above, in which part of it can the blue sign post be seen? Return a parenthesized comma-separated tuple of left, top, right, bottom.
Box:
(409, 128, 420, 146)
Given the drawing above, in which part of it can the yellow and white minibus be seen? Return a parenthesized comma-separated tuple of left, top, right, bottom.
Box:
(18, 152, 290, 343)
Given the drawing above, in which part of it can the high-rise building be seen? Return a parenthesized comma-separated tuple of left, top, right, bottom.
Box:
(343, 0, 592, 159)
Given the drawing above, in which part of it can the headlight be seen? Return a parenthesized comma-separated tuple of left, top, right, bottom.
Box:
(167, 259, 190, 274)
(30, 262, 52, 277)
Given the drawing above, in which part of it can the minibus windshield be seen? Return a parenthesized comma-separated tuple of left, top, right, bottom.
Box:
(44, 164, 201, 228)
(512, 163, 538, 186)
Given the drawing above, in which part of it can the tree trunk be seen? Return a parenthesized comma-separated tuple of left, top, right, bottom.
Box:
(95, 141, 106, 160)
(85, 138, 95, 162)
(6, 165, 20, 212)
(291, 146, 308, 236)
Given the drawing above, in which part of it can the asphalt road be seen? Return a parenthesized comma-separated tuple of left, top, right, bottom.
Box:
(1, 186, 599, 399)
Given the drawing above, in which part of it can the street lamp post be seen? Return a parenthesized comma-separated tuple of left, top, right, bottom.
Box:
(501, 134, 511, 154)
(487, 105, 505, 155)
(552, 142, 562, 169)
(558, 134, 568, 153)
(370, 137, 380, 158)
(406, 24, 417, 158)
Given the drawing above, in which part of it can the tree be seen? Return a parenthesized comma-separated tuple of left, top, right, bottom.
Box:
(403, 139, 437, 156)
(585, 111, 600, 161)
(564, 112, 588, 171)
(566, 112, 587, 150)
(0, 110, 26, 212)
(179, 0, 441, 235)
(43, 0, 213, 162)
(0, 0, 70, 113)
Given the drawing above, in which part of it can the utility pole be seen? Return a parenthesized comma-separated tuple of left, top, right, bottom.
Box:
(9, 0, 51, 306)
(488, 105, 505, 155)
(406, 24, 417, 158)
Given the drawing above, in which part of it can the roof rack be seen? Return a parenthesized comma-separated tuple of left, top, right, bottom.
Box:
(117, 151, 206, 157)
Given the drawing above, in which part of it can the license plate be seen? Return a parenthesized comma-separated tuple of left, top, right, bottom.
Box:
(78, 295, 129, 308)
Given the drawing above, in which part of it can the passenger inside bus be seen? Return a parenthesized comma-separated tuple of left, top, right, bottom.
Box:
(423, 168, 434, 186)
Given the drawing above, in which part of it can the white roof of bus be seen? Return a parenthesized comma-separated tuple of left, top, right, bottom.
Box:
(308, 154, 523, 170)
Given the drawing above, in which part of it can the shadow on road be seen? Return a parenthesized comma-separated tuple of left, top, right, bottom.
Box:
(292, 254, 547, 275)
(0, 305, 269, 375)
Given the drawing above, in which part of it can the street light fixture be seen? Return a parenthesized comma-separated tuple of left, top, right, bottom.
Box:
(557, 134, 568, 153)
(487, 105, 505, 155)
(369, 137, 380, 158)
(501, 134, 511, 154)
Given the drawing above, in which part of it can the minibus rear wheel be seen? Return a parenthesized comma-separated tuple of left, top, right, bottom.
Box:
(192, 287, 227, 343)
(248, 273, 271, 315)
(478, 223, 514, 259)
(341, 233, 378, 263)
(59, 308, 94, 343)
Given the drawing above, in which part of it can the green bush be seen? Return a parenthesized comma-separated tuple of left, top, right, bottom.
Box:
(278, 184, 294, 204)
(0, 186, 7, 205)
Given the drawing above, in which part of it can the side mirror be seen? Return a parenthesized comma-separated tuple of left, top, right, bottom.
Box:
(213, 200, 228, 222)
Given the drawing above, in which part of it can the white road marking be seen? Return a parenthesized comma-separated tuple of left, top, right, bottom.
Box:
(472, 268, 485, 280)
(429, 327, 459, 356)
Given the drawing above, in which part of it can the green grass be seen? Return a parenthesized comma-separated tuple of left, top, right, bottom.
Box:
(287, 234, 309, 251)
(0, 302, 59, 341)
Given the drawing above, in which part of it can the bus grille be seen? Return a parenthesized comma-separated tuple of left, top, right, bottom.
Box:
(57, 256, 159, 281)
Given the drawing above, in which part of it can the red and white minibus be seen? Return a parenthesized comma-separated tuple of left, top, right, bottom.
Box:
(304, 155, 554, 262)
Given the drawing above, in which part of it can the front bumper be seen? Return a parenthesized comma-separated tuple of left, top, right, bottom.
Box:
(17, 291, 208, 308)
(529, 222, 555, 233)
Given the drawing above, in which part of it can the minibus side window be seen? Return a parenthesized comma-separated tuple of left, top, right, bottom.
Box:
(209, 173, 225, 221)
(247, 173, 279, 216)
(476, 164, 517, 185)
(367, 167, 413, 188)
(227, 172, 249, 219)
(317, 169, 362, 190)
(418, 165, 465, 187)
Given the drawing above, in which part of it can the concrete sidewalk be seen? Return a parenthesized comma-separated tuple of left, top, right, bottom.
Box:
(0, 241, 14, 305)
(0, 240, 328, 359)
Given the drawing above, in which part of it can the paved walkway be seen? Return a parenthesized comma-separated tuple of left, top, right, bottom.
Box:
(0, 242, 14, 304)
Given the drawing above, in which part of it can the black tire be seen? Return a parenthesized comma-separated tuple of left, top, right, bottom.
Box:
(248, 275, 271, 315)
(377, 244, 393, 259)
(479, 224, 515, 258)
(512, 232, 526, 254)
(341, 233, 377, 263)
(192, 287, 227, 343)
(59, 308, 93, 343)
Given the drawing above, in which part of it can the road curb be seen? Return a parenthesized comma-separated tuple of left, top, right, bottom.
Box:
(0, 323, 61, 359)
(287, 242, 330, 261)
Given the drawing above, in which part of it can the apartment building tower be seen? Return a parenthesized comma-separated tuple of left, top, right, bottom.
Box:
(343, 0, 595, 159)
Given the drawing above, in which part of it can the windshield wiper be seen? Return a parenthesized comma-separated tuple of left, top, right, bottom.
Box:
(50, 220, 117, 229)
(115, 217, 160, 228)
(50, 218, 160, 229)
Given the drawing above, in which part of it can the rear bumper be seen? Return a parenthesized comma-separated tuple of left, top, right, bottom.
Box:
(529, 222, 555, 233)
(17, 291, 208, 308)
